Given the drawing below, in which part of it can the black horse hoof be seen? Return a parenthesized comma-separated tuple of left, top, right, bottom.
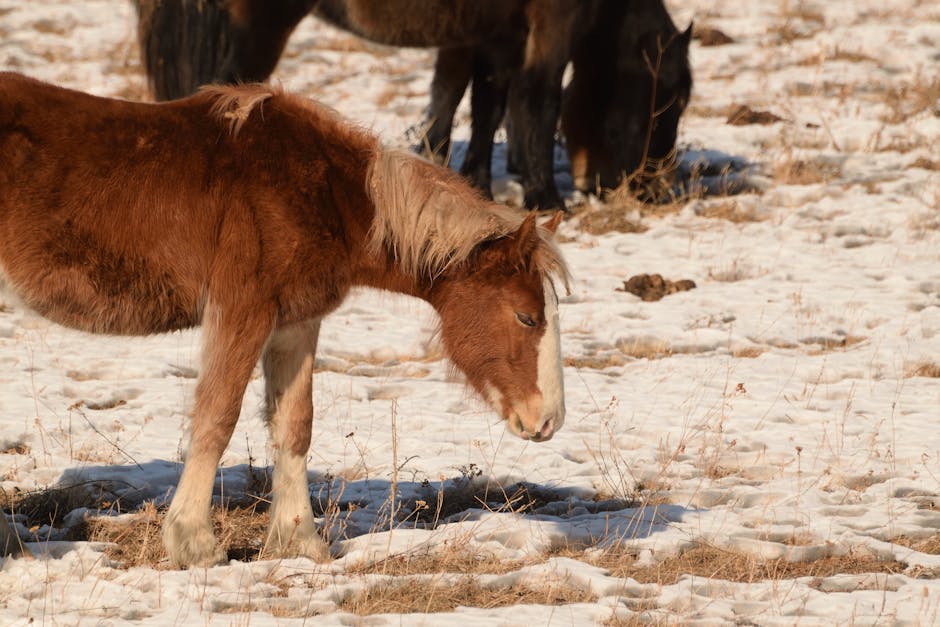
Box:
(523, 188, 565, 212)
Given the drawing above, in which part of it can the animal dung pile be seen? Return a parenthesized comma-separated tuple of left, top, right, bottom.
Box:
(618, 274, 696, 301)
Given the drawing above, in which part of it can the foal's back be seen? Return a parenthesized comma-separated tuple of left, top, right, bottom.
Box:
(0, 73, 372, 337)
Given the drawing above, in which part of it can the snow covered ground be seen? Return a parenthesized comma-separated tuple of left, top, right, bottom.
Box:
(1, 0, 939, 624)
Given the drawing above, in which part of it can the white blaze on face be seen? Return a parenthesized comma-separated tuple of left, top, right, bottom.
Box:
(537, 278, 565, 433)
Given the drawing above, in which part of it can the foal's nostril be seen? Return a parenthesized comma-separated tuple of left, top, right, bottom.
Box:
(532, 417, 555, 442)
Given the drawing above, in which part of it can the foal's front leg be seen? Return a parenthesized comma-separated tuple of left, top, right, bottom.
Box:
(261, 319, 327, 560)
(163, 299, 276, 568)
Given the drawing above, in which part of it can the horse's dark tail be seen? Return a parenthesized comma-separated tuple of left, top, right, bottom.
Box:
(133, 0, 316, 101)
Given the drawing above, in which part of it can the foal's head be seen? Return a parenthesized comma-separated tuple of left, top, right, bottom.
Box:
(563, 0, 693, 197)
(432, 213, 567, 442)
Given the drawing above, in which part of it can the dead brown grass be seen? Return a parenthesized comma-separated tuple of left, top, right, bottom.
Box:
(695, 200, 766, 223)
(85, 502, 270, 568)
(616, 338, 673, 360)
(891, 534, 940, 556)
(882, 74, 940, 124)
(348, 546, 528, 576)
(338, 576, 596, 615)
(911, 157, 940, 171)
(801, 334, 866, 354)
(574, 203, 649, 235)
(399, 479, 575, 528)
(774, 157, 844, 185)
(770, 8, 825, 43)
(564, 353, 628, 370)
(732, 346, 767, 359)
(905, 361, 940, 378)
(727, 104, 785, 126)
(693, 25, 734, 46)
(797, 47, 876, 66)
(583, 543, 906, 585)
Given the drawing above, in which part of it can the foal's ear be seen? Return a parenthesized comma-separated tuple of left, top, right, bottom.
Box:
(681, 22, 694, 46)
(542, 211, 564, 236)
(510, 213, 541, 264)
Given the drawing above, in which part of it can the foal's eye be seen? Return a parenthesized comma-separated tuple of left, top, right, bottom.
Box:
(515, 312, 536, 328)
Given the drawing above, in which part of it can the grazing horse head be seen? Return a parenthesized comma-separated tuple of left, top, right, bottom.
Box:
(367, 152, 570, 441)
(563, 0, 693, 197)
(435, 213, 566, 441)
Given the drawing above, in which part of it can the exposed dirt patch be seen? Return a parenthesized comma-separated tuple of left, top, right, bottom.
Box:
(618, 274, 696, 302)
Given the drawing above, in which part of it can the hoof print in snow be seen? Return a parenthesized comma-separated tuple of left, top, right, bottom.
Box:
(619, 274, 696, 302)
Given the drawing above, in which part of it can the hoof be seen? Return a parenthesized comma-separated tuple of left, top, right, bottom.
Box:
(263, 526, 330, 562)
(163, 515, 225, 569)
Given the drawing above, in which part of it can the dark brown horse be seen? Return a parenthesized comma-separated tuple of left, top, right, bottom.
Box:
(0, 72, 568, 566)
(133, 0, 692, 210)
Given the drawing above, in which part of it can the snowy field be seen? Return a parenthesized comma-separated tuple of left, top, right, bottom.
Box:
(1, 0, 939, 624)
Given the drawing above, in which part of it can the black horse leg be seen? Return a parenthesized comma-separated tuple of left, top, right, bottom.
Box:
(504, 107, 522, 175)
(509, 64, 566, 210)
(459, 44, 518, 198)
(421, 47, 473, 165)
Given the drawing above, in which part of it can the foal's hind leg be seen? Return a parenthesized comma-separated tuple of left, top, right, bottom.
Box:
(261, 319, 328, 561)
(163, 299, 276, 568)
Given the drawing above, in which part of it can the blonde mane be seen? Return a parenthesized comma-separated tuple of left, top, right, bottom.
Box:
(202, 85, 569, 288)
(366, 149, 570, 289)
(203, 83, 279, 136)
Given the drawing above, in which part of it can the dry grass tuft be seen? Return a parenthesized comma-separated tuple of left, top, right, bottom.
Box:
(618, 274, 696, 302)
(911, 157, 940, 171)
(801, 334, 866, 354)
(399, 479, 573, 528)
(732, 346, 766, 359)
(727, 104, 786, 126)
(8, 482, 122, 531)
(770, 8, 825, 43)
(891, 534, 940, 556)
(338, 576, 596, 615)
(573, 203, 649, 235)
(774, 157, 843, 185)
(616, 338, 673, 360)
(905, 361, 940, 378)
(348, 546, 528, 576)
(695, 199, 766, 223)
(881, 74, 940, 124)
(587, 543, 905, 585)
(797, 47, 876, 66)
(86, 502, 269, 568)
(693, 25, 735, 46)
(564, 353, 628, 370)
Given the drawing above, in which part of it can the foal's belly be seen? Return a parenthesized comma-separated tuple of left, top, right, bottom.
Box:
(0, 236, 201, 337)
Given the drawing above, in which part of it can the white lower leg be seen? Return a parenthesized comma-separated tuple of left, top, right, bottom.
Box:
(262, 320, 326, 560)
(265, 446, 326, 560)
(163, 454, 225, 567)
